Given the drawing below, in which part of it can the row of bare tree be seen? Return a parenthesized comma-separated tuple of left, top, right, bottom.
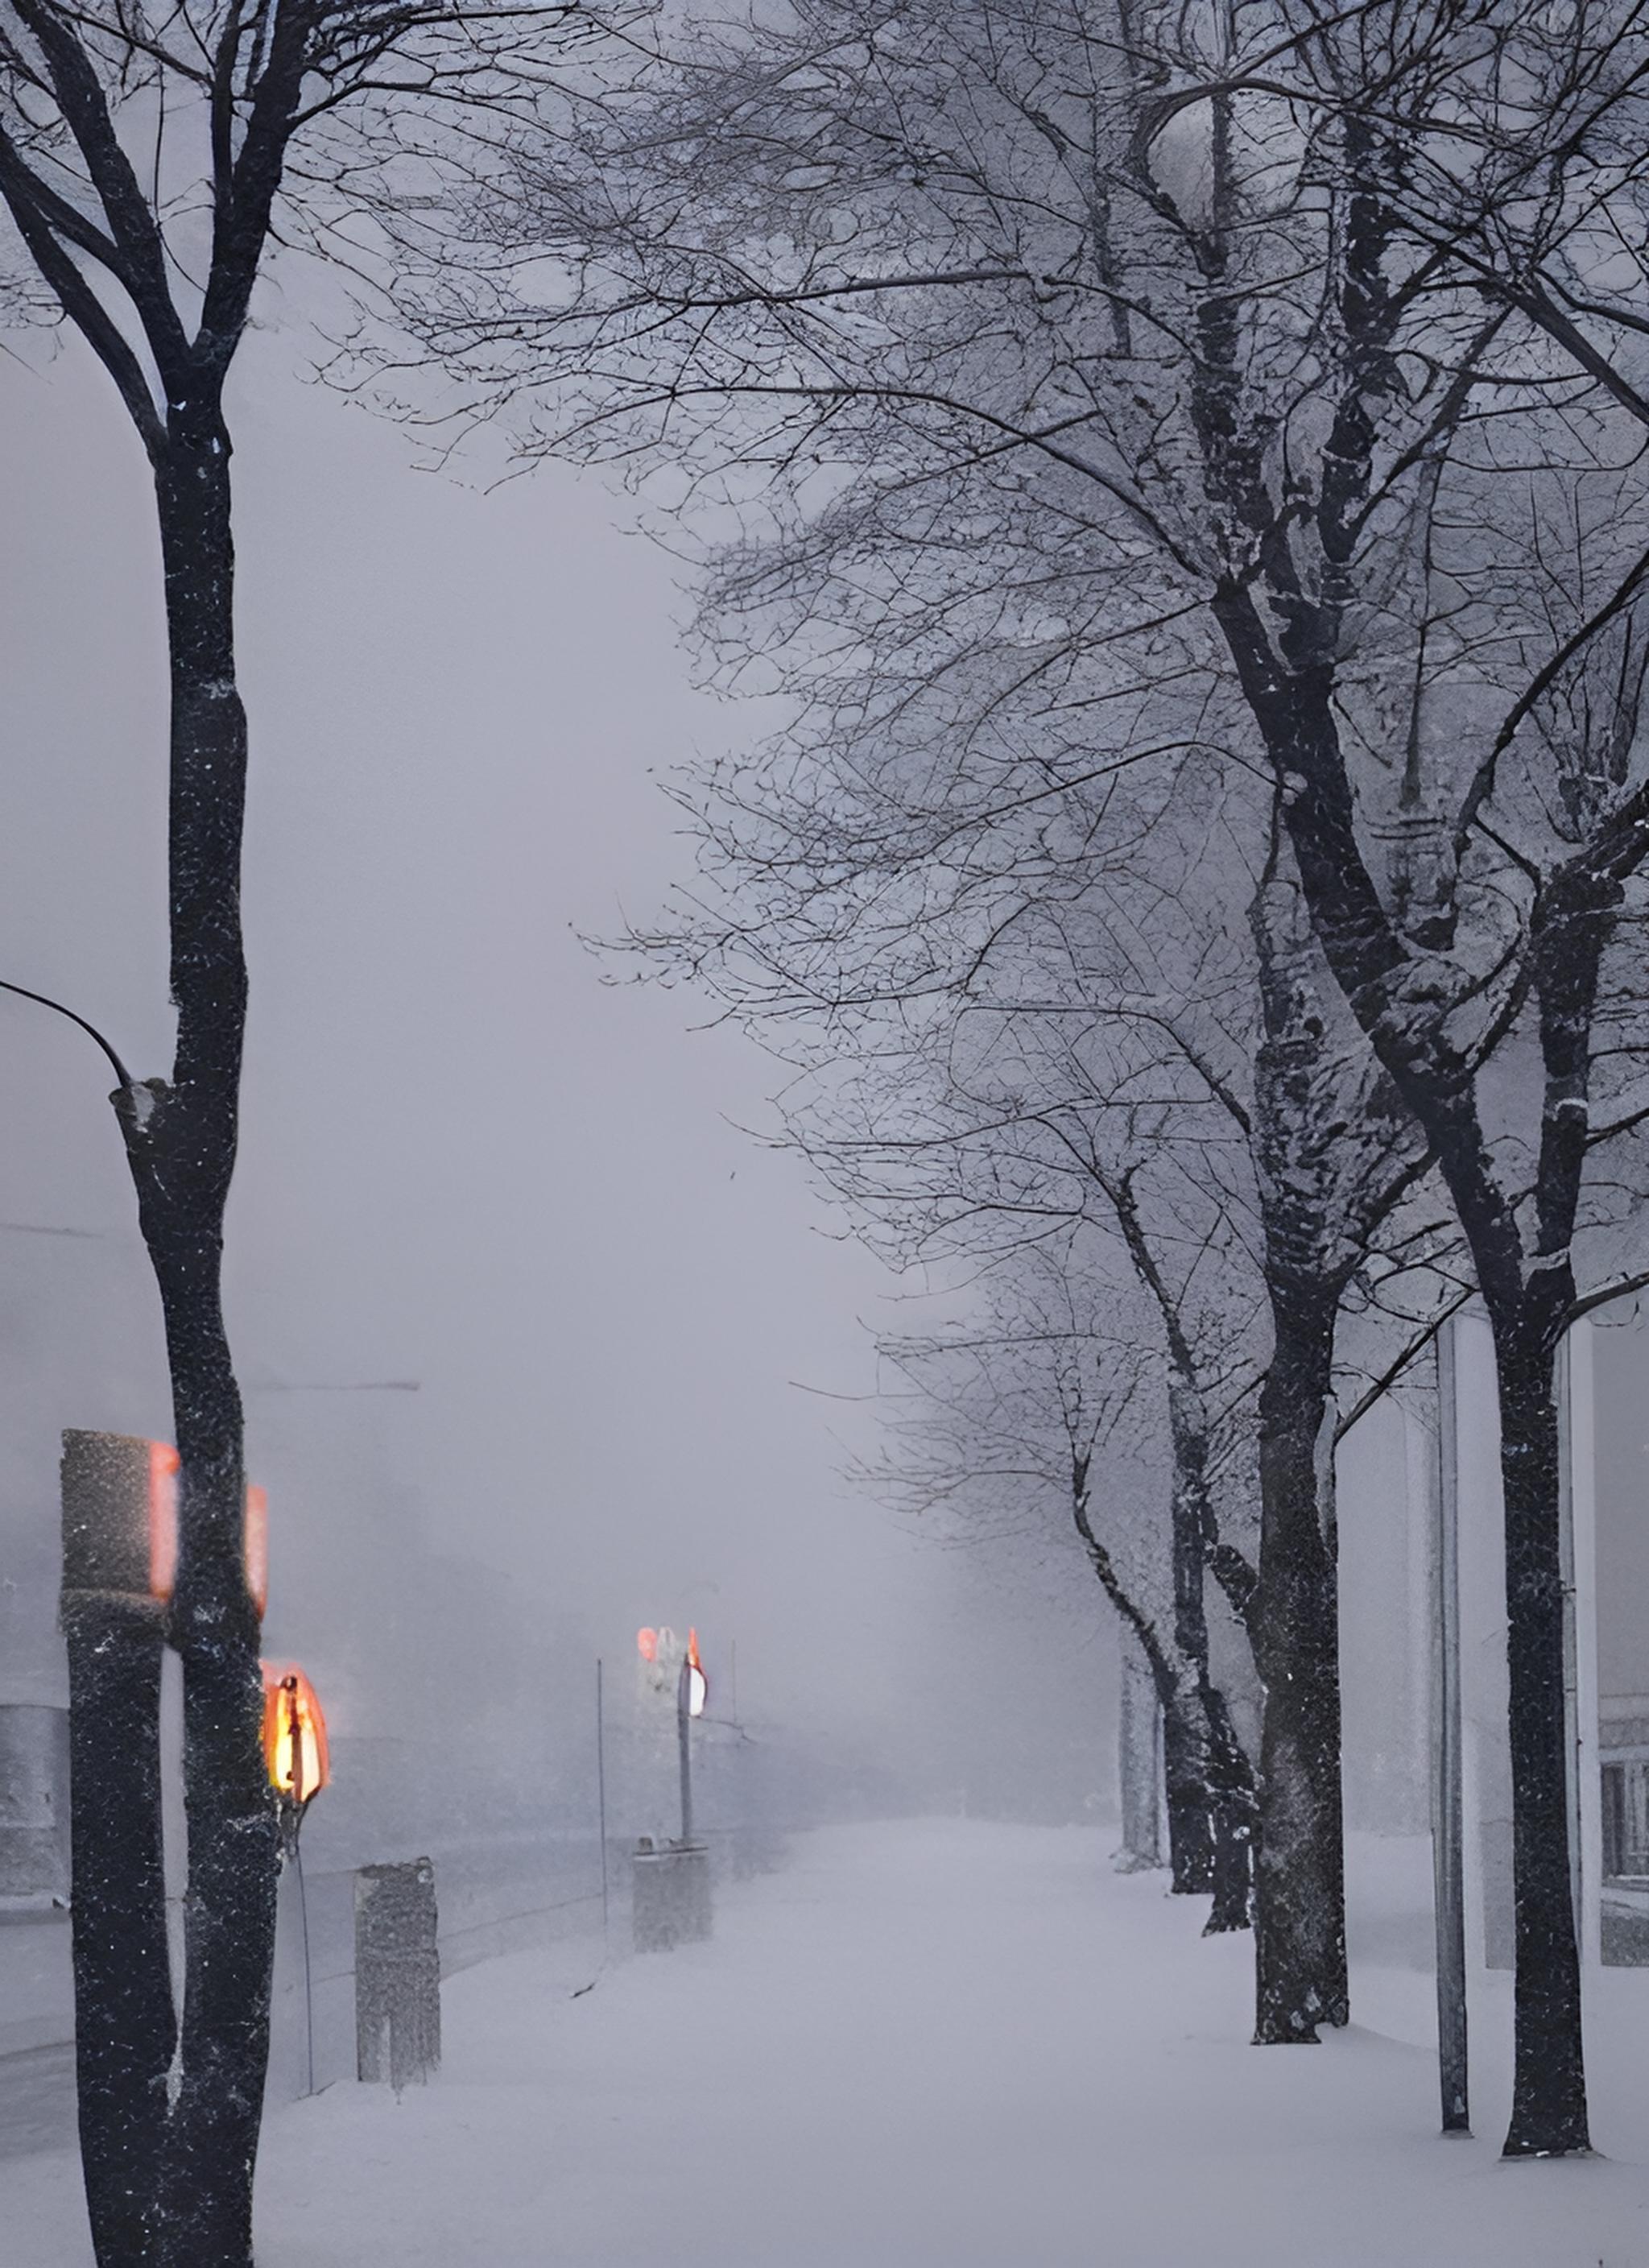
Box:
(10, 1, 1649, 2256)
(370, 0, 1649, 2163)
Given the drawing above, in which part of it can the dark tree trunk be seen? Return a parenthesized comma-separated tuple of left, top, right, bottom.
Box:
(1202, 1679, 1258, 1935)
(1166, 1430, 1220, 1900)
(1071, 1480, 1250, 1918)
(1161, 1676, 1253, 1918)
(1484, 867, 1614, 2155)
(1210, 579, 1597, 2150)
(1242, 859, 1401, 2041)
(1166, 1407, 1254, 1933)
(1160, 1684, 1217, 1893)
(1105, 1181, 1256, 1927)
(1250, 1285, 1346, 2038)
(1494, 1322, 1589, 2152)
(106, 415, 278, 2268)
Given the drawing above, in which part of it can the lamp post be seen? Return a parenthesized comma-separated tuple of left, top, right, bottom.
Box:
(260, 1662, 329, 2097)
(632, 1624, 713, 1951)
(1433, 1324, 1470, 2135)
(261, 1664, 329, 1826)
(678, 1629, 706, 1847)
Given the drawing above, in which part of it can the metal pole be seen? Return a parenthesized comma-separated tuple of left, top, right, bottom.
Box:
(596, 1660, 609, 1939)
(293, 1826, 316, 2099)
(1433, 1318, 1470, 2134)
(1556, 1332, 1584, 1939)
(677, 1656, 694, 1847)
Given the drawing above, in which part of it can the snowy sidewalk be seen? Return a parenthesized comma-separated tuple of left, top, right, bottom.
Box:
(10, 1818, 1649, 2266)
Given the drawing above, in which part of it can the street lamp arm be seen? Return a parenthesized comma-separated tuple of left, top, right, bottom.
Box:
(0, 976, 133, 1089)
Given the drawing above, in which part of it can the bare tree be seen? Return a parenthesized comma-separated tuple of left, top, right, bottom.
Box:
(391, 0, 1649, 2151)
(0, 4, 634, 2258)
(676, 771, 1276, 1927)
(632, 679, 1458, 2019)
(1159, 18, 1649, 2154)
(859, 1239, 1222, 1885)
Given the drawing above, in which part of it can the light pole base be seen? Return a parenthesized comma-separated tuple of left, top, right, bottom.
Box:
(632, 1840, 712, 1952)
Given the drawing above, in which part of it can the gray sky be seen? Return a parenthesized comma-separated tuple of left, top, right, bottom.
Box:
(0, 291, 1117, 1824)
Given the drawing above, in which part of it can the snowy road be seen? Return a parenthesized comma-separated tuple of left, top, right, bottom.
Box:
(10, 1818, 1649, 2266)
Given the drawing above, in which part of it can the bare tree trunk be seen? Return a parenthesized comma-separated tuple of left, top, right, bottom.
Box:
(1114, 1639, 1163, 1871)
(1495, 1320, 1588, 2152)
(1202, 1682, 1258, 1935)
(1241, 862, 1411, 2040)
(1213, 581, 1598, 2150)
(1250, 1287, 1346, 2038)
(1486, 867, 1618, 2154)
(1167, 1405, 1254, 1929)
(1159, 1682, 1216, 1892)
(1106, 1182, 1255, 1926)
(1072, 1479, 1250, 1917)
(108, 416, 277, 2268)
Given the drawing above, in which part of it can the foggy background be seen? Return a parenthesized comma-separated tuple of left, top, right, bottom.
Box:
(0, 285, 1119, 1878)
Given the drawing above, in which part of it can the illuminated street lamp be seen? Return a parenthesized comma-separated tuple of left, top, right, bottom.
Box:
(260, 1664, 329, 1824)
(259, 1662, 329, 2097)
(631, 1624, 713, 1953)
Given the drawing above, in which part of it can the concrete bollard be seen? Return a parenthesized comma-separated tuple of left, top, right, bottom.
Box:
(632, 1840, 711, 1952)
(355, 1859, 440, 2088)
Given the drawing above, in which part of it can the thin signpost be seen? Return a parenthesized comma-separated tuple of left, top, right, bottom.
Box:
(1434, 1320, 1470, 2134)
(293, 1831, 316, 2099)
(677, 1656, 694, 1847)
(596, 1659, 610, 1941)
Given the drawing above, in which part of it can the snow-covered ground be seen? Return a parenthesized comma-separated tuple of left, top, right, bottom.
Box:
(10, 1818, 1649, 2266)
